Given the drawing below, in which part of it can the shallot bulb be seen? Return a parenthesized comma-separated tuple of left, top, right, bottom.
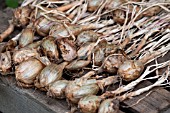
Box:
(98, 99, 119, 113)
(19, 26, 34, 48)
(87, 0, 103, 12)
(118, 60, 144, 81)
(65, 55, 91, 71)
(77, 42, 95, 60)
(34, 17, 55, 36)
(26, 40, 42, 49)
(49, 24, 81, 40)
(76, 30, 100, 46)
(13, 6, 32, 27)
(65, 75, 118, 104)
(57, 39, 77, 62)
(65, 71, 99, 104)
(41, 37, 59, 61)
(49, 24, 100, 40)
(101, 54, 125, 74)
(78, 95, 102, 113)
(93, 40, 116, 66)
(117, 44, 170, 81)
(0, 51, 11, 74)
(47, 80, 69, 99)
(13, 48, 39, 64)
(65, 78, 99, 104)
(34, 62, 68, 90)
(15, 58, 45, 87)
(78, 95, 120, 113)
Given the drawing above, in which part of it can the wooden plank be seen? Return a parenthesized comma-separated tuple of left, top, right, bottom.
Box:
(144, 90, 170, 111)
(0, 83, 60, 113)
(123, 81, 170, 113)
(123, 96, 158, 113)
(155, 88, 170, 101)
(0, 76, 69, 113)
(0, 76, 125, 113)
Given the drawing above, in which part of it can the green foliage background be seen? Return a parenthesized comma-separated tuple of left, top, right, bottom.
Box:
(5, 0, 19, 8)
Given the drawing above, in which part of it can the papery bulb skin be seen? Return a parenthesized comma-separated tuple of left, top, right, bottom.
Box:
(118, 60, 144, 81)
(78, 95, 102, 113)
(15, 58, 44, 87)
(77, 30, 99, 46)
(14, 6, 32, 27)
(98, 99, 119, 113)
(34, 17, 55, 36)
(47, 80, 69, 99)
(65, 79, 99, 104)
(19, 27, 34, 48)
(0, 51, 11, 74)
(41, 37, 59, 61)
(13, 48, 39, 64)
(34, 62, 68, 90)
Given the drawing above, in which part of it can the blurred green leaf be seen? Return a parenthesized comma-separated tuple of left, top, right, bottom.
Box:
(5, 0, 19, 8)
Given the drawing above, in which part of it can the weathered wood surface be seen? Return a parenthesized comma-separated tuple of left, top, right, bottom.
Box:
(123, 81, 170, 113)
(0, 76, 125, 113)
(0, 76, 69, 113)
(1, 75, 170, 113)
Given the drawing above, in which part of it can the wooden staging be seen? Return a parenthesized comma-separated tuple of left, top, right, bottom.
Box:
(0, 75, 170, 113)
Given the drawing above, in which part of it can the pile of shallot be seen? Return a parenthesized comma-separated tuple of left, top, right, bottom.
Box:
(0, 0, 170, 113)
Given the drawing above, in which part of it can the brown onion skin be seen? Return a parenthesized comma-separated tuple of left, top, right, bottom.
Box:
(93, 40, 116, 66)
(13, 48, 39, 64)
(98, 99, 119, 113)
(0, 42, 7, 53)
(57, 39, 77, 62)
(0, 51, 11, 73)
(47, 80, 69, 99)
(19, 27, 34, 48)
(49, 24, 94, 40)
(26, 40, 42, 49)
(34, 62, 68, 90)
(13, 6, 32, 27)
(78, 95, 102, 113)
(77, 42, 95, 60)
(77, 31, 99, 46)
(41, 37, 59, 61)
(15, 58, 44, 87)
(5, 40, 17, 51)
(65, 79, 99, 104)
(103, 54, 125, 74)
(65, 56, 91, 71)
(34, 17, 55, 36)
(142, 6, 161, 17)
(118, 60, 144, 81)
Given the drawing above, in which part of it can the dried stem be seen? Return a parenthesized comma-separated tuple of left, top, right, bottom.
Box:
(56, 1, 82, 12)
(118, 67, 170, 101)
(0, 20, 14, 42)
(119, 29, 148, 49)
(139, 44, 170, 64)
(138, 32, 170, 55)
(129, 28, 159, 57)
(101, 60, 170, 98)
